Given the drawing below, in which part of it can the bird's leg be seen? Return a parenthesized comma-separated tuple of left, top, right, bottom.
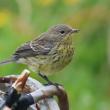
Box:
(38, 72, 63, 90)
(38, 72, 53, 85)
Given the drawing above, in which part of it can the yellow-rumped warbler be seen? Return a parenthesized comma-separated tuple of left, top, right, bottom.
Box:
(0, 24, 79, 83)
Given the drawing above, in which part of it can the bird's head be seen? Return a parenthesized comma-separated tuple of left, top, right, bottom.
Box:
(48, 24, 79, 39)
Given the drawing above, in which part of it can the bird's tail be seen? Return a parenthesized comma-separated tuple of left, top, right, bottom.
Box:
(0, 58, 16, 65)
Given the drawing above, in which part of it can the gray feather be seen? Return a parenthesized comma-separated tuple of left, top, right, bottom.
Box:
(13, 33, 57, 59)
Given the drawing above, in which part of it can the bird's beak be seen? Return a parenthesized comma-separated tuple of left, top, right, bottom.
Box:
(71, 29, 80, 33)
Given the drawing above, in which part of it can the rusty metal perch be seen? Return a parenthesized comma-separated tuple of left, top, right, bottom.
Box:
(0, 69, 69, 110)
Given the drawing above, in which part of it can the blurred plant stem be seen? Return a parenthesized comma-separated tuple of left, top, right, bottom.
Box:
(14, 0, 34, 35)
(107, 16, 110, 67)
(16, 0, 32, 23)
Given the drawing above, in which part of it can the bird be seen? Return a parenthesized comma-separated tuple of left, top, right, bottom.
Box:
(0, 24, 79, 84)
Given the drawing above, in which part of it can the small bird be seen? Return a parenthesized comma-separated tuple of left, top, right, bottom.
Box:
(0, 24, 79, 83)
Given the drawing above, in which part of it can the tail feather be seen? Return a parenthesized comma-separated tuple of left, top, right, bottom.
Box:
(0, 58, 16, 65)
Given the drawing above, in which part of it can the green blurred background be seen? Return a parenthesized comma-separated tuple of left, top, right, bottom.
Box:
(0, 0, 110, 109)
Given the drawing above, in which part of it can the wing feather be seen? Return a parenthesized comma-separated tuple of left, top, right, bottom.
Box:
(13, 33, 56, 60)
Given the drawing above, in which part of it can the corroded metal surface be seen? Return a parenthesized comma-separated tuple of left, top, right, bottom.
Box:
(0, 76, 59, 110)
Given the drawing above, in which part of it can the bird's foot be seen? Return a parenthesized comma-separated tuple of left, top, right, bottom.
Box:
(44, 82, 63, 92)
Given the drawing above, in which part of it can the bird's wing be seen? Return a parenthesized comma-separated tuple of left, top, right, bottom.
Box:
(13, 33, 56, 60)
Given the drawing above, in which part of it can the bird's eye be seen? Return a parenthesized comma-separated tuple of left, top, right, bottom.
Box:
(60, 30, 65, 34)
